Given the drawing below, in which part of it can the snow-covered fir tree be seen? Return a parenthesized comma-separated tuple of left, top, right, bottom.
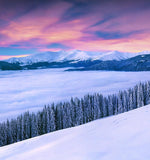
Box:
(0, 81, 150, 147)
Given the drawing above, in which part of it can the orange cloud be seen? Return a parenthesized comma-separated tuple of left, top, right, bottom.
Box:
(0, 54, 28, 60)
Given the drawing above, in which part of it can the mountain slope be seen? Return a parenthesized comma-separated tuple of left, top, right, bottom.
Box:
(6, 50, 150, 65)
(0, 104, 150, 160)
(67, 54, 150, 71)
(0, 61, 22, 70)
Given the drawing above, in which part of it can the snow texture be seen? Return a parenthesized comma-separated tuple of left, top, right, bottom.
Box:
(0, 68, 150, 121)
(0, 104, 150, 160)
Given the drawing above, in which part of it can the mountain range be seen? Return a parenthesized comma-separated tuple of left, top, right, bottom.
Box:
(6, 50, 150, 65)
(67, 54, 150, 71)
(0, 50, 150, 71)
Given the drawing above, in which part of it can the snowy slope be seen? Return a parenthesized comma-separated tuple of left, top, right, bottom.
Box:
(6, 50, 150, 65)
(0, 104, 150, 160)
(97, 51, 139, 61)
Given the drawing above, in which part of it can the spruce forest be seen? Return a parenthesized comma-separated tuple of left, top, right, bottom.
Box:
(0, 81, 150, 147)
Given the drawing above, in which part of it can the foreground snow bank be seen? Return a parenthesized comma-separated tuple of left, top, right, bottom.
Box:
(0, 104, 150, 160)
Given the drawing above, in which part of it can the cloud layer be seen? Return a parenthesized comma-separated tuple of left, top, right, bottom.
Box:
(0, 0, 150, 59)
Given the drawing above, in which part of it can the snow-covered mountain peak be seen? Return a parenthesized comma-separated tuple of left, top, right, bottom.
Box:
(138, 50, 150, 55)
(5, 50, 150, 65)
(6, 50, 91, 65)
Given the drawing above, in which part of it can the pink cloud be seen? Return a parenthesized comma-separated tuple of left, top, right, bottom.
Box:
(0, 1, 72, 45)
(65, 35, 150, 53)
(38, 48, 63, 52)
(91, 8, 150, 35)
(0, 0, 150, 54)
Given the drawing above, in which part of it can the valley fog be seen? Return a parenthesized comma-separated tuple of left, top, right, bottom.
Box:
(0, 68, 150, 121)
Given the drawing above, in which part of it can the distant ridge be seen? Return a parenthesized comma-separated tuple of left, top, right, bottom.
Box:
(0, 51, 150, 71)
(5, 50, 150, 65)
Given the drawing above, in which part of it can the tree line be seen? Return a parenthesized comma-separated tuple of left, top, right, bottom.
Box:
(0, 81, 150, 146)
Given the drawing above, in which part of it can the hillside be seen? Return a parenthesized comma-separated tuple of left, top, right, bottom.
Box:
(0, 104, 150, 160)
(67, 54, 150, 71)
(0, 61, 22, 70)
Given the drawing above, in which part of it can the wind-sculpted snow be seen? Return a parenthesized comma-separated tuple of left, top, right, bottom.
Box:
(0, 69, 150, 121)
(0, 104, 150, 160)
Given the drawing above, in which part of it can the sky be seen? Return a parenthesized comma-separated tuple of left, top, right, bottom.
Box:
(0, 0, 150, 60)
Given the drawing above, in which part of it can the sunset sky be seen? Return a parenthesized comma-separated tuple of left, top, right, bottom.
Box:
(0, 0, 150, 60)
